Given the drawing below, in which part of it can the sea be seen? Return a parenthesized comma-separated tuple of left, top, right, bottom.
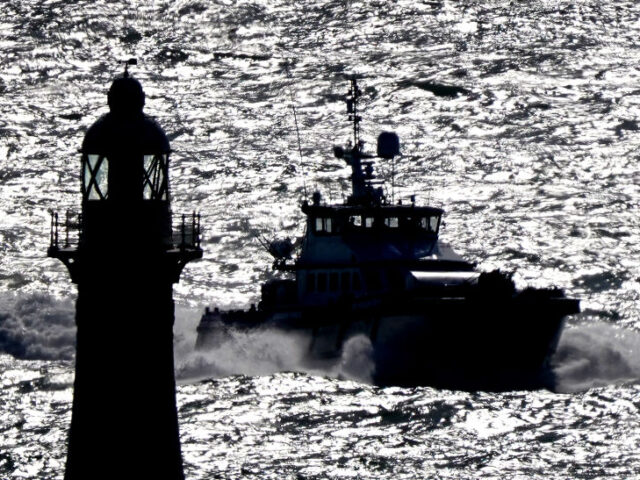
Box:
(1, 0, 640, 478)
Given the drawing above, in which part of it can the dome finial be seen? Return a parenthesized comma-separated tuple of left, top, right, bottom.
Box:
(122, 58, 137, 78)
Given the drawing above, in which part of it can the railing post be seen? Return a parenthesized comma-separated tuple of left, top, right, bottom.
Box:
(50, 211, 54, 246)
(54, 213, 59, 248)
(196, 213, 201, 248)
(191, 212, 196, 248)
(65, 211, 70, 248)
(181, 214, 186, 250)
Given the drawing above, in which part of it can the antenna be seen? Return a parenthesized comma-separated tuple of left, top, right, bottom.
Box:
(284, 61, 308, 199)
(346, 75, 363, 151)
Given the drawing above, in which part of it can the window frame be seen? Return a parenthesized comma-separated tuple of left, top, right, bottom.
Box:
(82, 154, 109, 201)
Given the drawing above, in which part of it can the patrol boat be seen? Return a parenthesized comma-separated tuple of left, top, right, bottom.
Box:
(196, 78, 580, 390)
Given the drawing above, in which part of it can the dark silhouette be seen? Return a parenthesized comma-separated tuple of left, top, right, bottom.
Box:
(196, 77, 579, 392)
(48, 60, 202, 479)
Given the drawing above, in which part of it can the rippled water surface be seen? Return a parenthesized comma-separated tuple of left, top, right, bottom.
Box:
(2, 0, 640, 478)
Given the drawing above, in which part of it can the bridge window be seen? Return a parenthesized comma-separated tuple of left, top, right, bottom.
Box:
(384, 217, 399, 228)
(314, 217, 333, 233)
(420, 216, 440, 232)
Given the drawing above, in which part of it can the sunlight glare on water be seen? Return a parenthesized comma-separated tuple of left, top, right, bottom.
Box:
(1, 0, 640, 479)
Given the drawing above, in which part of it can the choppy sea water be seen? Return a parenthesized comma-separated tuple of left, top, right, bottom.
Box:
(2, 0, 640, 478)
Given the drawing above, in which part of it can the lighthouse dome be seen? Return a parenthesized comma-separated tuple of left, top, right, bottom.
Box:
(80, 75, 171, 203)
(82, 76, 169, 155)
(108, 76, 145, 115)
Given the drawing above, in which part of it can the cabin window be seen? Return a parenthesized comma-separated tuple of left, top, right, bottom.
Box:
(420, 216, 439, 232)
(384, 217, 399, 228)
(329, 272, 339, 292)
(306, 272, 316, 293)
(317, 272, 327, 292)
(349, 216, 362, 227)
(314, 217, 334, 233)
(341, 271, 351, 292)
(364, 217, 374, 228)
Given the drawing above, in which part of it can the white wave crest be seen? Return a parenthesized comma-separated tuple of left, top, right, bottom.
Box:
(175, 327, 311, 379)
(0, 293, 76, 361)
(336, 334, 375, 383)
(551, 322, 640, 393)
(175, 327, 376, 384)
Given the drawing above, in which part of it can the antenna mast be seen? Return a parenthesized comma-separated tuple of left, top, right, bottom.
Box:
(346, 76, 362, 152)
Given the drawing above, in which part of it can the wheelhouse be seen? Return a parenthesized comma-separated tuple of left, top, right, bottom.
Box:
(304, 204, 443, 237)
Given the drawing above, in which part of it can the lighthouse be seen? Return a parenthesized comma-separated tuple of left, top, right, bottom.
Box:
(48, 60, 202, 479)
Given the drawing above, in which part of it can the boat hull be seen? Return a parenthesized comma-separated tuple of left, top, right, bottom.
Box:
(196, 294, 578, 391)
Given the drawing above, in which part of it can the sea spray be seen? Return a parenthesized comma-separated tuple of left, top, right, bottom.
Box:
(334, 334, 375, 383)
(175, 327, 312, 380)
(175, 326, 377, 384)
(552, 322, 640, 393)
(6, 295, 638, 394)
(0, 293, 75, 360)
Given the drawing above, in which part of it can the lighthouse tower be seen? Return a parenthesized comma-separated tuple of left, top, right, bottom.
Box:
(48, 61, 202, 479)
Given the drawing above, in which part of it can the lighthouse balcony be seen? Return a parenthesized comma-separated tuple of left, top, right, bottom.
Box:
(48, 210, 202, 253)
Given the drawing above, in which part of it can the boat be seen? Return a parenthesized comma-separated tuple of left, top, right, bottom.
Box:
(195, 77, 580, 390)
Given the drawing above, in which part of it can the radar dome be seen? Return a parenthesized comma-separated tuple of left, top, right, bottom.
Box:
(377, 132, 400, 159)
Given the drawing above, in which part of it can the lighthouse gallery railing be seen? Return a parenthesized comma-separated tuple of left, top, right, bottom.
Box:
(49, 210, 202, 251)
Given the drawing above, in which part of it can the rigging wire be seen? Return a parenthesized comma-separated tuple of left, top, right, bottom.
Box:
(283, 60, 308, 200)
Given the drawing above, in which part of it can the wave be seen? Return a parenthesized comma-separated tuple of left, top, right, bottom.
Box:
(2, 293, 637, 394)
(0, 293, 75, 361)
(178, 319, 640, 392)
(551, 322, 640, 393)
(175, 327, 375, 385)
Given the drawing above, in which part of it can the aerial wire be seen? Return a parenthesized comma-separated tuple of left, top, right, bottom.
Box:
(283, 60, 308, 200)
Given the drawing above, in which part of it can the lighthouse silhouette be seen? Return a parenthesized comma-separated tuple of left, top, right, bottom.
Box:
(48, 60, 202, 479)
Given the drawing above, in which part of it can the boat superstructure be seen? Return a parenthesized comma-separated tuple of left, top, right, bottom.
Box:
(196, 77, 579, 390)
